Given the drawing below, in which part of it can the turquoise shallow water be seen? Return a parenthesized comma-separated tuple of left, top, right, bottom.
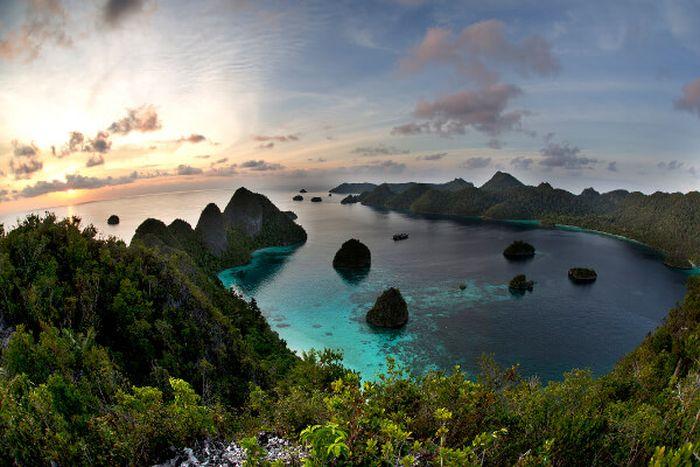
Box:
(219, 191, 694, 381)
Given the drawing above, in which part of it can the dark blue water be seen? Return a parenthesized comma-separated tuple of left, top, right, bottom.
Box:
(219, 191, 696, 381)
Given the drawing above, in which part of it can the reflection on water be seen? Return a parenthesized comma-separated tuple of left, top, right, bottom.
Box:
(335, 267, 370, 285)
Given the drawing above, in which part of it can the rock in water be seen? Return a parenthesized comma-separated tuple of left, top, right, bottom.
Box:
(509, 274, 534, 293)
(503, 240, 535, 260)
(366, 288, 408, 328)
(293, 195, 303, 201)
(333, 239, 371, 269)
(107, 214, 120, 225)
(300, 188, 308, 193)
(310, 196, 323, 202)
(283, 211, 298, 220)
(340, 194, 360, 204)
(568, 268, 597, 284)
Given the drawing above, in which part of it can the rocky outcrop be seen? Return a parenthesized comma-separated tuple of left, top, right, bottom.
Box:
(333, 239, 371, 269)
(366, 288, 408, 328)
(195, 203, 228, 255)
(568, 268, 597, 284)
(284, 211, 298, 220)
(133, 188, 307, 270)
(503, 241, 535, 260)
(310, 197, 322, 203)
(156, 434, 306, 466)
(341, 195, 360, 204)
(509, 274, 534, 293)
(293, 195, 303, 201)
(107, 214, 120, 225)
(299, 189, 307, 193)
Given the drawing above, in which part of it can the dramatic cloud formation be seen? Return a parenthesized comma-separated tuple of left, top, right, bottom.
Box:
(399, 20, 559, 85)
(239, 160, 284, 171)
(0, 0, 72, 62)
(351, 144, 410, 157)
(86, 154, 105, 167)
(108, 105, 161, 135)
(511, 156, 533, 170)
(392, 84, 527, 139)
(607, 161, 619, 172)
(539, 141, 598, 170)
(657, 160, 684, 171)
(176, 164, 204, 176)
(674, 78, 700, 117)
(104, 0, 150, 26)
(459, 156, 491, 169)
(416, 152, 447, 161)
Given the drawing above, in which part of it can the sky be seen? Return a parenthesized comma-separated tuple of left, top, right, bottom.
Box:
(1, 0, 700, 214)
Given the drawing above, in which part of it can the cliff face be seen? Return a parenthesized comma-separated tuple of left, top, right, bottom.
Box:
(133, 187, 307, 271)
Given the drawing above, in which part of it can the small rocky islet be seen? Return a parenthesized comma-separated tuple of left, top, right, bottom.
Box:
(366, 287, 408, 328)
(310, 196, 323, 203)
(340, 194, 360, 204)
(107, 214, 120, 225)
(509, 274, 534, 293)
(292, 194, 303, 201)
(332, 238, 371, 269)
(503, 240, 536, 260)
(568, 268, 598, 284)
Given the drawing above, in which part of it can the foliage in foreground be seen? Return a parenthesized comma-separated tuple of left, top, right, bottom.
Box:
(1, 215, 700, 465)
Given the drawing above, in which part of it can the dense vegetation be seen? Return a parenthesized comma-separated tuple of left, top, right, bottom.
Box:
(353, 172, 700, 265)
(1, 213, 699, 465)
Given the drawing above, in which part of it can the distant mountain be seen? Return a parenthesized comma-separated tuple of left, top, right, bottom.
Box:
(133, 187, 307, 271)
(480, 171, 525, 192)
(329, 178, 473, 195)
(329, 182, 378, 194)
(357, 172, 700, 265)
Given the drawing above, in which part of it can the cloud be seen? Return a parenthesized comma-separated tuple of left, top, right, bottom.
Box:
(206, 164, 239, 177)
(108, 105, 161, 135)
(10, 158, 43, 179)
(657, 160, 684, 171)
(176, 164, 204, 176)
(83, 131, 112, 154)
(511, 156, 533, 170)
(86, 154, 105, 167)
(399, 20, 559, 85)
(252, 134, 300, 142)
(392, 84, 527, 139)
(417, 152, 447, 161)
(104, 0, 150, 26)
(348, 159, 407, 175)
(258, 142, 275, 149)
(12, 141, 39, 157)
(177, 134, 207, 144)
(0, 0, 72, 62)
(674, 78, 700, 118)
(307, 157, 327, 163)
(539, 141, 597, 170)
(351, 144, 410, 157)
(607, 161, 619, 172)
(459, 156, 492, 169)
(19, 172, 142, 198)
(195, 155, 210, 159)
(240, 160, 284, 171)
(211, 157, 229, 165)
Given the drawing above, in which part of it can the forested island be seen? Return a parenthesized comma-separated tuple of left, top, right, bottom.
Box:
(0, 188, 698, 465)
(334, 172, 700, 266)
